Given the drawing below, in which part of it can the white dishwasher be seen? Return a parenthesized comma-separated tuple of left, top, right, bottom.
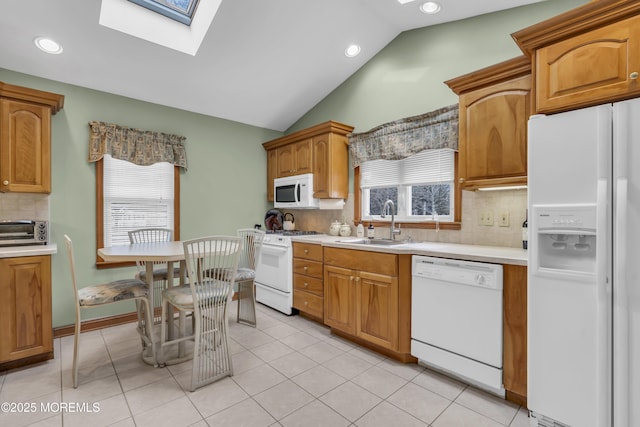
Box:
(411, 255, 504, 396)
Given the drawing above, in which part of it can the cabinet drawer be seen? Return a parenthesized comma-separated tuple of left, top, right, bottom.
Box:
(293, 291, 323, 319)
(294, 273, 323, 296)
(293, 243, 323, 261)
(293, 259, 323, 278)
(324, 247, 398, 276)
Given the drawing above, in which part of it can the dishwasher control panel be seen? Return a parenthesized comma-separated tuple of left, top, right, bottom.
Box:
(412, 256, 503, 290)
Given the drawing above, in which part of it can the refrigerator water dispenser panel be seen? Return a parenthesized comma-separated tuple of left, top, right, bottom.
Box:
(533, 205, 597, 276)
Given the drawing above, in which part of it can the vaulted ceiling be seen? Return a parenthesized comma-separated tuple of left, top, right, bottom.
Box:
(0, 0, 544, 131)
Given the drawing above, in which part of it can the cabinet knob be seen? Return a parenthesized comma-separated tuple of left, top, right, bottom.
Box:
(304, 282, 308, 288)
(304, 249, 309, 254)
(304, 301, 308, 306)
(459, 178, 465, 183)
(2, 180, 8, 186)
(631, 72, 639, 80)
(303, 266, 308, 271)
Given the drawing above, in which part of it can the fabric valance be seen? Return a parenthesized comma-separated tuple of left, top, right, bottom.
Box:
(88, 121, 188, 169)
(348, 104, 458, 168)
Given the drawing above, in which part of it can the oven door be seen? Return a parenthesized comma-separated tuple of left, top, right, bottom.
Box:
(254, 243, 292, 293)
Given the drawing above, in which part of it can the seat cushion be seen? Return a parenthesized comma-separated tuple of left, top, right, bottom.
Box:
(79, 279, 149, 307)
(163, 281, 230, 308)
(138, 266, 182, 281)
(205, 267, 255, 283)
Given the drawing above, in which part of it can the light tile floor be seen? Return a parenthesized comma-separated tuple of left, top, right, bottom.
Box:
(0, 301, 530, 427)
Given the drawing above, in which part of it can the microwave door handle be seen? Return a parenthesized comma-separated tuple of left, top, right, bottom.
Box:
(295, 181, 301, 205)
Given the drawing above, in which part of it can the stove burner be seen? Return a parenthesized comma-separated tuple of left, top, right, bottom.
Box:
(266, 230, 320, 236)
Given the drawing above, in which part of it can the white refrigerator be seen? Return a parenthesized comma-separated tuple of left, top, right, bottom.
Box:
(527, 98, 640, 427)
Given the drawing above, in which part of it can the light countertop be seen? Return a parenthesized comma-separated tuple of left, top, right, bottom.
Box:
(0, 244, 58, 258)
(291, 235, 527, 266)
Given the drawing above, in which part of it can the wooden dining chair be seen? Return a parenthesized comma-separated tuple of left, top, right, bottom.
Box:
(128, 228, 181, 323)
(234, 228, 265, 327)
(159, 236, 242, 391)
(64, 235, 154, 387)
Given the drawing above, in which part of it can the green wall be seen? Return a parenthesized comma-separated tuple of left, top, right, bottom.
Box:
(0, 68, 280, 327)
(288, 0, 588, 134)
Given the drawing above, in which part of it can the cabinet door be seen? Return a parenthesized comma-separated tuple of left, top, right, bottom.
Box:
(0, 99, 52, 193)
(277, 145, 295, 177)
(324, 265, 356, 334)
(536, 15, 640, 113)
(293, 139, 312, 175)
(0, 256, 52, 362)
(266, 148, 277, 201)
(356, 271, 398, 350)
(459, 75, 530, 189)
(312, 133, 348, 199)
(503, 265, 527, 404)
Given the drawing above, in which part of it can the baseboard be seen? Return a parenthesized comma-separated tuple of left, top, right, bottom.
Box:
(53, 312, 139, 338)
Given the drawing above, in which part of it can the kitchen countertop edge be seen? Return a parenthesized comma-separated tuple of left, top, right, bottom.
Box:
(0, 244, 58, 258)
(291, 235, 527, 266)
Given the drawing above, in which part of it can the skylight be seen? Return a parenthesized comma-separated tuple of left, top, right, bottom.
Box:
(128, 0, 200, 26)
(100, 0, 221, 55)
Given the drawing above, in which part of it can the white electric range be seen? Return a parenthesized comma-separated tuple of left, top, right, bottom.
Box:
(254, 230, 322, 315)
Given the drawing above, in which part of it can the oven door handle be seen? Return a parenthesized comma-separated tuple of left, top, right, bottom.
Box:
(261, 246, 289, 256)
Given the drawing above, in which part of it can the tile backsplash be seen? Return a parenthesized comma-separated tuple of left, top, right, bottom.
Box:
(287, 189, 527, 248)
(0, 193, 50, 221)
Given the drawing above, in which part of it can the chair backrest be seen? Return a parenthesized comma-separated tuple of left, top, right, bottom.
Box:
(183, 236, 242, 311)
(236, 228, 265, 270)
(128, 228, 172, 244)
(128, 228, 172, 270)
(64, 235, 81, 309)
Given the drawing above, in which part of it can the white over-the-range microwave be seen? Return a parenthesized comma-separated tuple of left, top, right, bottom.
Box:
(274, 173, 319, 209)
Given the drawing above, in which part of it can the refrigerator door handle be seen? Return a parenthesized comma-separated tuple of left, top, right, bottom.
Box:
(613, 101, 629, 427)
(596, 178, 610, 427)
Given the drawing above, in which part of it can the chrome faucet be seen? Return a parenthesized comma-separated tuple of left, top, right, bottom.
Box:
(381, 200, 401, 240)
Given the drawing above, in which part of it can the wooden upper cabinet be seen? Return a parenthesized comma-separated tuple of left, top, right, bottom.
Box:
(263, 121, 353, 201)
(0, 82, 64, 194)
(445, 56, 531, 189)
(512, 1, 640, 114)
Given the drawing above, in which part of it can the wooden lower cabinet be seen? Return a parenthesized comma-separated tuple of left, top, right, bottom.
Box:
(292, 242, 324, 321)
(0, 255, 53, 369)
(323, 247, 413, 361)
(503, 264, 528, 406)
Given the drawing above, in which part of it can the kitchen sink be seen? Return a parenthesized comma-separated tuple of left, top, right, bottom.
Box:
(338, 238, 406, 246)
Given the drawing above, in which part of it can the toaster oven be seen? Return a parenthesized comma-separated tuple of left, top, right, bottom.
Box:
(0, 220, 48, 246)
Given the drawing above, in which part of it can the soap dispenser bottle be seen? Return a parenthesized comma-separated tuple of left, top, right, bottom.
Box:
(356, 222, 365, 238)
(367, 223, 375, 239)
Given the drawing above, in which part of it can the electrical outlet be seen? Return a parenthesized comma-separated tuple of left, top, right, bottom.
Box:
(479, 211, 493, 226)
(499, 211, 510, 227)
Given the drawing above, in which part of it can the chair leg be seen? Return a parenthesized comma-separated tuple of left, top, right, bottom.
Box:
(72, 310, 81, 388)
(159, 299, 169, 366)
(237, 280, 256, 327)
(140, 298, 156, 366)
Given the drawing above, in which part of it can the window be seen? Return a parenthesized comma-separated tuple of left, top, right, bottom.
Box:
(359, 149, 457, 224)
(128, 0, 200, 25)
(97, 155, 180, 267)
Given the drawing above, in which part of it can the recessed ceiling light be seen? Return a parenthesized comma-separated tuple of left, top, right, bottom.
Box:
(420, 1, 441, 14)
(345, 44, 361, 58)
(34, 37, 63, 54)
(397, 0, 416, 4)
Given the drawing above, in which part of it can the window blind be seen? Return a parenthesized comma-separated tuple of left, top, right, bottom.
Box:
(360, 149, 454, 188)
(103, 155, 174, 246)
